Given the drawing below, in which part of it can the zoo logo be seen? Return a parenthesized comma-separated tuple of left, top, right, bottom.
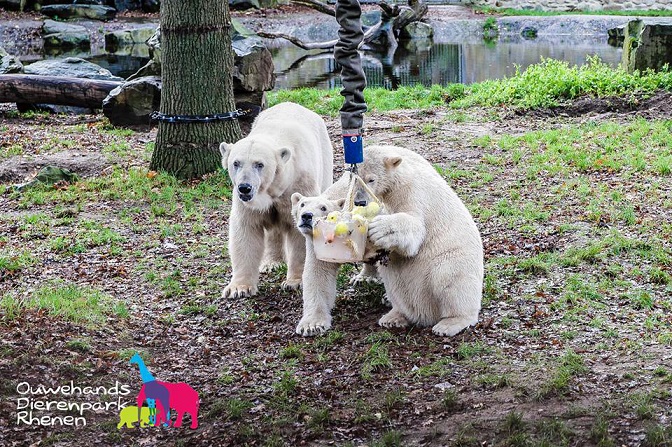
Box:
(117, 353, 200, 429)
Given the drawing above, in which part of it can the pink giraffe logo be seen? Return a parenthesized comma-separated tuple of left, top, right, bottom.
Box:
(120, 353, 200, 429)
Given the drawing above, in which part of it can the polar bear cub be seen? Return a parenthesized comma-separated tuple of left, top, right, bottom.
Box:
(291, 174, 380, 336)
(358, 145, 484, 336)
(219, 102, 333, 298)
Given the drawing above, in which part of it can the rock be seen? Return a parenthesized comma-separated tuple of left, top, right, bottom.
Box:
(43, 32, 91, 51)
(0, 47, 23, 74)
(0, 151, 110, 183)
(127, 59, 160, 81)
(399, 21, 434, 40)
(401, 37, 432, 53)
(608, 25, 625, 46)
(230, 0, 260, 10)
(147, 28, 161, 63)
(102, 76, 161, 126)
(38, 0, 108, 4)
(232, 34, 275, 92)
(112, 0, 142, 11)
(104, 26, 157, 53)
(138, 23, 274, 92)
(0, 0, 23, 11)
(13, 166, 79, 191)
(24, 57, 124, 81)
(521, 26, 538, 39)
(42, 20, 91, 51)
(142, 0, 160, 13)
(42, 19, 87, 35)
(40, 4, 116, 21)
(622, 20, 672, 73)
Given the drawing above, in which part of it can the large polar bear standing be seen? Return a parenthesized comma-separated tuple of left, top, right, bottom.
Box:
(219, 102, 333, 298)
(293, 145, 483, 337)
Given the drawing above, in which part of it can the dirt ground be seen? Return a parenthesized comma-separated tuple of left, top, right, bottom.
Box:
(0, 88, 671, 446)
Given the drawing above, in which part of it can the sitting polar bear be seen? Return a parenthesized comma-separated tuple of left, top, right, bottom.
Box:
(294, 145, 483, 337)
(219, 102, 333, 298)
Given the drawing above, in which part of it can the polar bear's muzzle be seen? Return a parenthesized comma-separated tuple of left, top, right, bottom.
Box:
(237, 183, 254, 202)
(298, 212, 314, 233)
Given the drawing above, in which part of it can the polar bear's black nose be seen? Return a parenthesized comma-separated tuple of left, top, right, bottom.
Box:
(301, 212, 313, 222)
(238, 183, 252, 194)
(354, 200, 368, 207)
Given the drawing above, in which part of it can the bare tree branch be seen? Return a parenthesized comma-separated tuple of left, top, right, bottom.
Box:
(257, 32, 338, 50)
(289, 0, 335, 16)
(262, 0, 428, 51)
(258, 24, 381, 51)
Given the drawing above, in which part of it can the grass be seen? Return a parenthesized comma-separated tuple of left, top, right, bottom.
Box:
(475, 6, 672, 17)
(361, 342, 392, 379)
(269, 57, 672, 112)
(4, 56, 672, 445)
(1, 281, 127, 326)
(538, 350, 588, 398)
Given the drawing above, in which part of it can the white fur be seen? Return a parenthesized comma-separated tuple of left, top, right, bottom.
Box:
(219, 102, 333, 298)
(360, 145, 484, 336)
(293, 146, 483, 337)
(291, 174, 381, 336)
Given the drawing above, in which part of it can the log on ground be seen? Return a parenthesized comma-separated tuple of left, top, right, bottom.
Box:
(0, 75, 122, 109)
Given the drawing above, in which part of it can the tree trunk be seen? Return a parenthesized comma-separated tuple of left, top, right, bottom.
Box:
(150, 0, 242, 180)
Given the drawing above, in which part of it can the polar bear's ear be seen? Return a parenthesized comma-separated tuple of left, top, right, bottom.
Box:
(219, 142, 231, 165)
(291, 192, 304, 206)
(336, 198, 346, 209)
(384, 156, 402, 170)
(279, 147, 292, 164)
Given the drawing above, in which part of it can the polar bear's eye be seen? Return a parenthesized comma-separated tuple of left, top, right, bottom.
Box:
(254, 162, 264, 170)
(232, 161, 240, 169)
(300, 203, 305, 208)
(320, 206, 327, 212)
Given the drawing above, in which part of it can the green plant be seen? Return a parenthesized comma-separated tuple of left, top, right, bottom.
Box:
(361, 342, 392, 379)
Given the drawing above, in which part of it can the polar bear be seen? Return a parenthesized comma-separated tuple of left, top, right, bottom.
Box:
(358, 145, 484, 336)
(219, 102, 333, 298)
(293, 146, 483, 336)
(291, 174, 381, 336)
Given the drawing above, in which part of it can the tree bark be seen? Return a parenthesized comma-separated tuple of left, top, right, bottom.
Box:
(150, 0, 242, 180)
(0, 75, 121, 109)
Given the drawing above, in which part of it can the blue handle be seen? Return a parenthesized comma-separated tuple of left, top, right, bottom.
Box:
(343, 134, 363, 165)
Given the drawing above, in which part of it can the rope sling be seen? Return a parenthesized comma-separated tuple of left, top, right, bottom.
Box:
(311, 0, 382, 264)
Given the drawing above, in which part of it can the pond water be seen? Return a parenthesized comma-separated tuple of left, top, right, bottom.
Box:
(268, 36, 622, 90)
(5, 14, 628, 91)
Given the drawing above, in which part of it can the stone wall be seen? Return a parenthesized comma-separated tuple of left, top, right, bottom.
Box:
(467, 0, 672, 12)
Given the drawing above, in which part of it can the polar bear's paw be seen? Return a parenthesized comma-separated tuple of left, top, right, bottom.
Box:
(432, 316, 477, 337)
(378, 308, 410, 328)
(281, 277, 302, 291)
(296, 316, 331, 336)
(349, 267, 381, 286)
(222, 283, 258, 299)
(260, 260, 284, 273)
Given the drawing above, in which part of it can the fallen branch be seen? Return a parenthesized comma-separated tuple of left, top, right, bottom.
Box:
(258, 23, 381, 51)
(0, 74, 122, 109)
(289, 0, 335, 16)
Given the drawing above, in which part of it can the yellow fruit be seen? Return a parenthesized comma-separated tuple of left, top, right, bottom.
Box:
(326, 211, 339, 222)
(366, 202, 380, 217)
(334, 222, 349, 236)
(352, 206, 366, 216)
